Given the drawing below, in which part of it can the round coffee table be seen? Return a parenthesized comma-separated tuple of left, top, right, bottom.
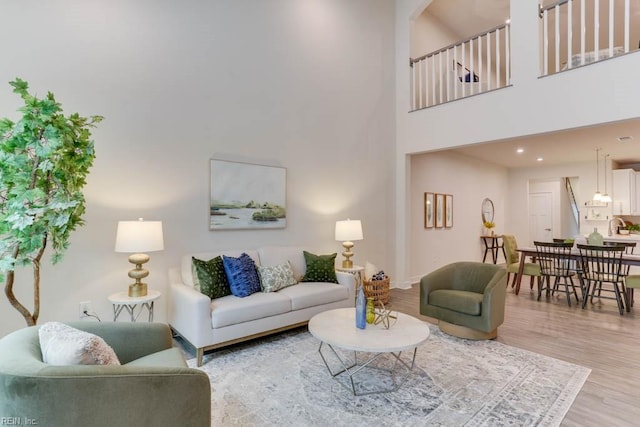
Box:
(308, 307, 430, 396)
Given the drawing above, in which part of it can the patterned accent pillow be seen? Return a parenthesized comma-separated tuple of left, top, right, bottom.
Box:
(222, 253, 261, 297)
(258, 261, 297, 293)
(39, 322, 120, 366)
(301, 251, 338, 283)
(192, 256, 231, 299)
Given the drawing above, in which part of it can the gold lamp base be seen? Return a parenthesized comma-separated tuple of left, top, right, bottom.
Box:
(129, 282, 148, 297)
(341, 241, 355, 268)
(127, 253, 150, 297)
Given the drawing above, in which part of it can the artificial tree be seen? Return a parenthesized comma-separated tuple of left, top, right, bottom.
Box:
(0, 78, 103, 326)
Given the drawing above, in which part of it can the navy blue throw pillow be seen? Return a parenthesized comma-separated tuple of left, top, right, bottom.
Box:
(222, 253, 261, 297)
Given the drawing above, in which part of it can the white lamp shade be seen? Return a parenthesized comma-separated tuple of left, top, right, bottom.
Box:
(335, 219, 363, 242)
(115, 220, 164, 253)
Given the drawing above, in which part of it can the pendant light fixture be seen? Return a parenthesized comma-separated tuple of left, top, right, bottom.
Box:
(601, 153, 612, 203)
(593, 148, 602, 201)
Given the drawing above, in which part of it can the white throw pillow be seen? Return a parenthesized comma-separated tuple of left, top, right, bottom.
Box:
(364, 261, 379, 281)
(38, 322, 121, 366)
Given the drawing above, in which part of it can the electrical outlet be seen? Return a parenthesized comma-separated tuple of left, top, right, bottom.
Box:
(79, 301, 92, 319)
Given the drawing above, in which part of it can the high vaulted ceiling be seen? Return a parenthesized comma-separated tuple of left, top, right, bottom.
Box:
(423, 0, 640, 169)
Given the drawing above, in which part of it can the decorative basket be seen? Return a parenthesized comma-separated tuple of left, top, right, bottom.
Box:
(363, 277, 390, 304)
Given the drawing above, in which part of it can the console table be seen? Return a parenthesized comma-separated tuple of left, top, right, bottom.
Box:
(480, 235, 505, 264)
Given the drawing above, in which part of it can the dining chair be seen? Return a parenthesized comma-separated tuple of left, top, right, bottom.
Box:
(502, 234, 541, 291)
(553, 238, 575, 244)
(624, 275, 640, 311)
(534, 241, 579, 306)
(603, 241, 637, 274)
(577, 244, 628, 315)
(606, 241, 640, 312)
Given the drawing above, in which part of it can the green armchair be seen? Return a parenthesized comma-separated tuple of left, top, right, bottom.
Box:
(420, 262, 507, 339)
(0, 322, 210, 427)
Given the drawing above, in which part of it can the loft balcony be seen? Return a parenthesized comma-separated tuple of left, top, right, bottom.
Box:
(409, 0, 639, 112)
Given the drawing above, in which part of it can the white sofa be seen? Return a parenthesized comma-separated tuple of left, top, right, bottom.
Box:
(168, 246, 355, 366)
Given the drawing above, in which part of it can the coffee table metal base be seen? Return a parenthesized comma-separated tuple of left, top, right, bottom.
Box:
(317, 341, 418, 396)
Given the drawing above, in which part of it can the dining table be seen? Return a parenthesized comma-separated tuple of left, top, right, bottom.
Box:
(514, 246, 640, 295)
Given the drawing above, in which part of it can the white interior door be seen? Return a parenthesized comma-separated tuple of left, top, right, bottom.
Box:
(529, 192, 553, 243)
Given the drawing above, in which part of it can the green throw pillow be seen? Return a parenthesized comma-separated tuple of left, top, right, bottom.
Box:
(301, 251, 338, 283)
(192, 256, 231, 299)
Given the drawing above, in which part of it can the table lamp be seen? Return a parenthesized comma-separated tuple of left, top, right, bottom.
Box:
(115, 218, 164, 297)
(335, 219, 363, 268)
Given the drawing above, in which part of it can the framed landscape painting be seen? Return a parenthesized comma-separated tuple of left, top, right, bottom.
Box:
(435, 193, 444, 228)
(210, 159, 286, 230)
(424, 192, 434, 228)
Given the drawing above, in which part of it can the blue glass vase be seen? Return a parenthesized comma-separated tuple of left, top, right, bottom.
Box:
(355, 286, 366, 329)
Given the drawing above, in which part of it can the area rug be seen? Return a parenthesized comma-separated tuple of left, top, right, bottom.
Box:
(187, 325, 590, 426)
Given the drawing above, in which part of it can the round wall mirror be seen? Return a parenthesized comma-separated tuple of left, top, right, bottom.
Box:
(481, 198, 494, 223)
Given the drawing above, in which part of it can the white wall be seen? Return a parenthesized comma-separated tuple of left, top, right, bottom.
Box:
(0, 0, 395, 336)
(396, 0, 640, 284)
(507, 161, 597, 246)
(409, 151, 508, 283)
(411, 8, 459, 59)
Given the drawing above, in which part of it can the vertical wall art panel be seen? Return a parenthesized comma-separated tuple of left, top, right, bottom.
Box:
(424, 192, 434, 228)
(435, 193, 444, 228)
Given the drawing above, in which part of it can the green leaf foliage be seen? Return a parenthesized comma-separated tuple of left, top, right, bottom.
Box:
(0, 78, 103, 281)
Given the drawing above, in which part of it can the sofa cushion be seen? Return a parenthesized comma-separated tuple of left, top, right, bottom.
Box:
(257, 262, 297, 293)
(301, 251, 338, 283)
(429, 290, 483, 316)
(211, 292, 292, 328)
(124, 347, 187, 368)
(223, 253, 262, 297)
(278, 283, 349, 310)
(192, 256, 231, 299)
(257, 246, 307, 281)
(39, 322, 121, 366)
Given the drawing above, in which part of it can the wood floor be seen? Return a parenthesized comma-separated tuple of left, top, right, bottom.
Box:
(390, 283, 640, 427)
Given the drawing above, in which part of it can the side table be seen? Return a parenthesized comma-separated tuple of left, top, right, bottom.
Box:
(108, 290, 161, 322)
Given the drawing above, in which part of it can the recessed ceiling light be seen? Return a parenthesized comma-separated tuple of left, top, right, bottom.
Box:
(617, 136, 633, 142)
(536, 157, 544, 162)
(516, 148, 524, 153)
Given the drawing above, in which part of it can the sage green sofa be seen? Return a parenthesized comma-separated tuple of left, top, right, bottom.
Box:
(420, 262, 507, 340)
(0, 322, 210, 427)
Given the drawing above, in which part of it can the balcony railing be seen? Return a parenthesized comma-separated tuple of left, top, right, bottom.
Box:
(409, 23, 511, 111)
(540, 0, 634, 76)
